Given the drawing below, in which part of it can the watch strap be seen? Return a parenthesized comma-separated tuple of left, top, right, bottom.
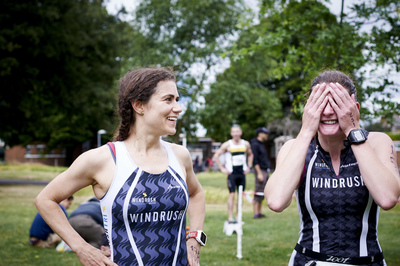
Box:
(343, 139, 351, 148)
(345, 129, 368, 147)
(186, 231, 198, 239)
(186, 230, 206, 246)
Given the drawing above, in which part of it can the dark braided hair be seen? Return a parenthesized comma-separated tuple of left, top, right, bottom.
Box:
(310, 70, 357, 101)
(114, 67, 176, 141)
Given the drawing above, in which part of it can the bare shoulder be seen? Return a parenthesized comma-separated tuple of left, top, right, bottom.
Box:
(217, 140, 230, 152)
(42, 145, 115, 200)
(167, 143, 193, 176)
(168, 142, 189, 153)
(367, 132, 397, 163)
(68, 145, 115, 181)
(168, 142, 191, 161)
(76, 145, 113, 168)
(368, 131, 394, 147)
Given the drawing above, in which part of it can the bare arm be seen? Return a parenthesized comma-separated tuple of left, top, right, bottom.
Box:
(351, 132, 400, 210)
(265, 83, 331, 212)
(35, 146, 117, 266)
(254, 164, 263, 182)
(172, 144, 205, 266)
(264, 135, 312, 212)
(244, 141, 253, 175)
(213, 141, 231, 175)
(328, 83, 400, 210)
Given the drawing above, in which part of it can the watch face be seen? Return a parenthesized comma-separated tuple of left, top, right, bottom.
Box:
(200, 232, 207, 244)
(353, 130, 365, 141)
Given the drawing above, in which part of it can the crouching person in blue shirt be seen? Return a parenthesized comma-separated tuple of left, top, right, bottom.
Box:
(29, 196, 74, 248)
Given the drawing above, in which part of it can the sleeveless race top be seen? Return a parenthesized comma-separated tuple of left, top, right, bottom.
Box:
(225, 139, 248, 175)
(289, 138, 385, 265)
(289, 135, 385, 265)
(100, 140, 189, 266)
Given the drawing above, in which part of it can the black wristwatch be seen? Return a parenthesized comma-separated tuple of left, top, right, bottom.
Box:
(344, 129, 368, 147)
(186, 230, 207, 246)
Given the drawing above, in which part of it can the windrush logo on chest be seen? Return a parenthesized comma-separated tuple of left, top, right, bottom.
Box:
(312, 175, 365, 189)
(131, 196, 157, 205)
(129, 210, 185, 223)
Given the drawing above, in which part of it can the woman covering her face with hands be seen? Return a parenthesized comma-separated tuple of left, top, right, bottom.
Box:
(35, 67, 206, 266)
(265, 70, 400, 266)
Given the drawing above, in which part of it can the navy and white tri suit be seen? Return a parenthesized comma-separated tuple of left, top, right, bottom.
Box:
(101, 140, 189, 266)
(290, 135, 386, 265)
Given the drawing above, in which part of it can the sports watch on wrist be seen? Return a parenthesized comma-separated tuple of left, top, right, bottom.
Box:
(186, 230, 207, 246)
(344, 129, 368, 147)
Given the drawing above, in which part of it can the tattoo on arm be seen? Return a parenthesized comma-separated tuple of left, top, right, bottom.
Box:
(190, 245, 200, 259)
(349, 112, 355, 127)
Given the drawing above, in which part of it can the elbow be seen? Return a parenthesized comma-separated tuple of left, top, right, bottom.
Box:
(378, 196, 399, 211)
(265, 196, 290, 213)
(267, 201, 288, 213)
(377, 185, 400, 210)
(264, 183, 291, 213)
(34, 190, 50, 213)
(34, 193, 44, 212)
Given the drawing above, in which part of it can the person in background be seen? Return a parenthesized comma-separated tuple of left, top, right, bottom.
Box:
(250, 127, 271, 219)
(265, 70, 400, 265)
(34, 67, 206, 266)
(29, 196, 73, 248)
(214, 124, 253, 223)
(69, 197, 104, 249)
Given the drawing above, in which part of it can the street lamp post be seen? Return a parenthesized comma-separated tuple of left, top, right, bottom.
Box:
(97, 129, 107, 147)
(179, 132, 187, 148)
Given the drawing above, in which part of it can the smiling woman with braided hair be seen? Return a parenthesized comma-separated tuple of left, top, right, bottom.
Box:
(35, 67, 206, 266)
(265, 70, 400, 266)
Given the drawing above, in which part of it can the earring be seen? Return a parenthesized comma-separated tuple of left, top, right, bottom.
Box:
(140, 111, 144, 115)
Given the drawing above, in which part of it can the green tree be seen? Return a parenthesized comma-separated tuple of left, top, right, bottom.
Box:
(231, 0, 366, 115)
(350, 0, 400, 124)
(199, 71, 282, 141)
(218, 0, 400, 128)
(125, 0, 248, 142)
(0, 0, 131, 163)
(200, 0, 366, 140)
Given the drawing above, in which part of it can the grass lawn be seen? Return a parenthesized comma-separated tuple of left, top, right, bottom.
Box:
(0, 164, 399, 265)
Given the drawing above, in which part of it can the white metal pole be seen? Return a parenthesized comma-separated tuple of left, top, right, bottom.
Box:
(236, 185, 243, 259)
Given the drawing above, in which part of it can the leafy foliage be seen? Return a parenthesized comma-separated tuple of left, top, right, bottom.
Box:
(209, 0, 399, 133)
(349, 0, 400, 123)
(230, 1, 366, 117)
(1, 0, 399, 158)
(199, 62, 282, 141)
(127, 0, 248, 142)
(0, 0, 130, 151)
(200, 0, 369, 140)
